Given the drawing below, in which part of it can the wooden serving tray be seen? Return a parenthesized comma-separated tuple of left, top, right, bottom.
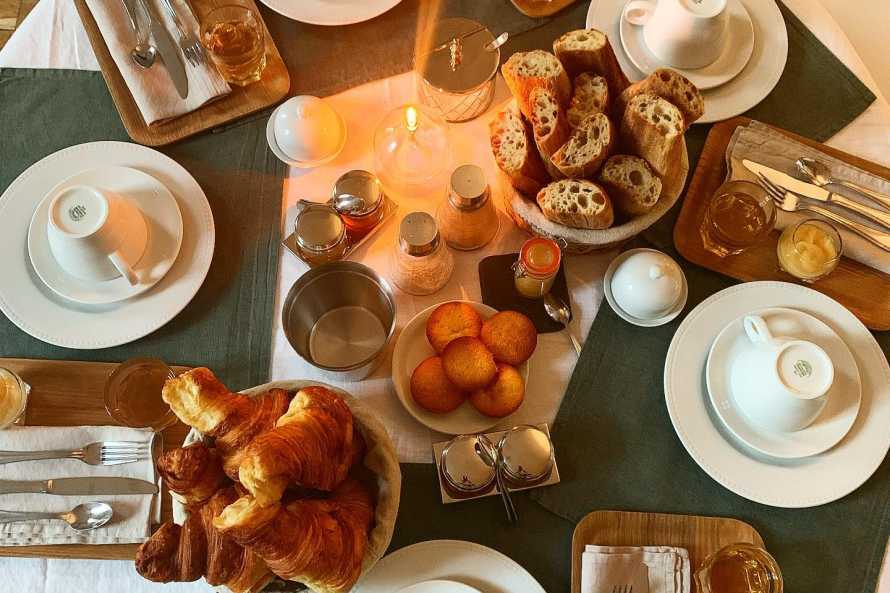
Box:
(675, 117, 890, 331)
(0, 357, 189, 560)
(74, 0, 290, 146)
(571, 510, 764, 593)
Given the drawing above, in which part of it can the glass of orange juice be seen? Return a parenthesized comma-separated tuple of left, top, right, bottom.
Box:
(0, 368, 29, 430)
(201, 5, 267, 86)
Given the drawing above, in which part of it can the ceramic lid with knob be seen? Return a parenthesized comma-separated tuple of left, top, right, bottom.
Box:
(605, 248, 688, 326)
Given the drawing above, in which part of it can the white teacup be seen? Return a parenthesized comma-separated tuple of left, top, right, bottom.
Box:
(729, 315, 834, 433)
(624, 0, 729, 70)
(46, 185, 148, 286)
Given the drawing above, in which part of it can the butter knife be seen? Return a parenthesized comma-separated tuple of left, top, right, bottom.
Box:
(743, 160, 890, 231)
(0, 477, 158, 495)
(141, 0, 189, 99)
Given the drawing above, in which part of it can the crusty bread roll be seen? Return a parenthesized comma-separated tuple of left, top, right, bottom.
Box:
(615, 68, 703, 129)
(489, 106, 551, 196)
(553, 29, 630, 94)
(501, 50, 572, 119)
(536, 179, 614, 230)
(568, 73, 610, 128)
(598, 154, 663, 217)
(551, 112, 614, 179)
(619, 93, 684, 177)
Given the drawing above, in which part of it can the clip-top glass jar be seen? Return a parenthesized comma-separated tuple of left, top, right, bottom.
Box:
(392, 212, 454, 295)
(513, 238, 561, 299)
(437, 164, 499, 250)
(294, 201, 348, 266)
(331, 170, 386, 236)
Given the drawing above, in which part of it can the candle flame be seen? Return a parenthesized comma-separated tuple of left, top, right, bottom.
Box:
(406, 106, 419, 133)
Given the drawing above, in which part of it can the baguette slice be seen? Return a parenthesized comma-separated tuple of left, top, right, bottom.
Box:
(619, 93, 684, 177)
(598, 154, 663, 217)
(553, 29, 630, 94)
(615, 68, 703, 129)
(489, 106, 551, 196)
(502, 50, 572, 119)
(536, 179, 614, 230)
(567, 73, 610, 129)
(529, 87, 571, 157)
(551, 112, 614, 179)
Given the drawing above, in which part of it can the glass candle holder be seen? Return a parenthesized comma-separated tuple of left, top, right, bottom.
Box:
(700, 180, 776, 257)
(201, 5, 267, 86)
(373, 104, 451, 192)
(777, 219, 842, 282)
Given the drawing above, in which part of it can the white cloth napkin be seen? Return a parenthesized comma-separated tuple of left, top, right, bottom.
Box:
(0, 426, 159, 546)
(727, 121, 890, 274)
(581, 545, 691, 593)
(84, 0, 230, 125)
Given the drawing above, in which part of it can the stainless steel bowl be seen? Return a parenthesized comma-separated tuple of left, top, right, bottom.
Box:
(282, 261, 396, 382)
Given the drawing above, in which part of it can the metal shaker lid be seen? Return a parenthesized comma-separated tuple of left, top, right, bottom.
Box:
(295, 203, 345, 252)
(331, 170, 384, 217)
(499, 425, 554, 483)
(398, 211, 440, 257)
(441, 434, 496, 493)
(418, 17, 499, 93)
(448, 163, 490, 210)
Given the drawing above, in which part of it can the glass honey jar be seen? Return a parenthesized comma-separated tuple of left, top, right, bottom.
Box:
(513, 238, 561, 299)
(293, 202, 348, 266)
(331, 170, 386, 237)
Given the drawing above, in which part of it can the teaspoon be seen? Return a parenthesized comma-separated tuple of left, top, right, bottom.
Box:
(121, 0, 158, 69)
(0, 502, 113, 532)
(475, 437, 517, 524)
(796, 157, 890, 212)
(543, 293, 582, 356)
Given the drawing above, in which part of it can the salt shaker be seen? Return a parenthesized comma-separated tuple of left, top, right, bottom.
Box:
(437, 164, 499, 250)
(391, 212, 454, 295)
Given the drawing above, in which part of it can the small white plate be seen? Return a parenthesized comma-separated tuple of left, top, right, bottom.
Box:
(603, 248, 688, 327)
(391, 301, 531, 436)
(706, 307, 862, 459)
(27, 166, 183, 306)
(354, 540, 545, 593)
(259, 0, 402, 25)
(265, 104, 346, 168)
(619, 0, 755, 90)
(397, 580, 482, 593)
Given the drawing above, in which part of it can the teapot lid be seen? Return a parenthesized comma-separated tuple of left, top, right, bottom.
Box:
(610, 249, 684, 319)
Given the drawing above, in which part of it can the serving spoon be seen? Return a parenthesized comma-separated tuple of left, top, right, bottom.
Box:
(544, 293, 582, 356)
(796, 157, 890, 212)
(0, 502, 113, 532)
(475, 437, 517, 524)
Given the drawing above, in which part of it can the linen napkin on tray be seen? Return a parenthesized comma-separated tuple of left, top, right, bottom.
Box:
(84, 0, 230, 125)
(726, 121, 890, 274)
(0, 426, 159, 546)
(581, 545, 691, 593)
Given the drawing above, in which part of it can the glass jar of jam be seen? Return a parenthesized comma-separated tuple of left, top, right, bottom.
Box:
(513, 238, 561, 299)
(331, 170, 386, 237)
(294, 202, 348, 265)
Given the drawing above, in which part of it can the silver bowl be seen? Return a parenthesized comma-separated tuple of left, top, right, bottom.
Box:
(282, 261, 396, 382)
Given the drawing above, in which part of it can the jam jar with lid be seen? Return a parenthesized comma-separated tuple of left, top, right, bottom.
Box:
(331, 170, 386, 236)
(391, 211, 454, 295)
(437, 164, 499, 251)
(513, 238, 561, 299)
(293, 201, 348, 266)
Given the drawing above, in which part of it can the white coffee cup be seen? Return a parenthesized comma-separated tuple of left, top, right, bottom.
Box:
(46, 185, 148, 286)
(624, 0, 729, 70)
(729, 315, 834, 433)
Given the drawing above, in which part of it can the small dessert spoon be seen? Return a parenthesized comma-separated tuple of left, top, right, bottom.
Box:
(0, 502, 113, 532)
(544, 293, 582, 356)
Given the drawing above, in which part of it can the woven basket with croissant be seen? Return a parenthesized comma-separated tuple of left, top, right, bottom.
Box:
(134, 368, 401, 593)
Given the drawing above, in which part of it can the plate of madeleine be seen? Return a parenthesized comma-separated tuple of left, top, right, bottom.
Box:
(392, 301, 537, 435)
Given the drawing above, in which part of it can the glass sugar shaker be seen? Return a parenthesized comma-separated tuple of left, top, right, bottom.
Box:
(437, 164, 499, 251)
(392, 211, 454, 295)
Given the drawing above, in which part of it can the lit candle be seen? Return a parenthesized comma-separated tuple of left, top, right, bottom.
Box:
(405, 105, 419, 134)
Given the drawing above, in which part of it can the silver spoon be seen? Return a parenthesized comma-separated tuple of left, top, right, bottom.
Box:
(475, 437, 518, 524)
(796, 157, 890, 212)
(0, 502, 113, 532)
(121, 0, 158, 69)
(544, 293, 582, 356)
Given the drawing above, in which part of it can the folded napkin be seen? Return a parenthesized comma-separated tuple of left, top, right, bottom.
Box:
(726, 121, 890, 274)
(581, 545, 691, 593)
(84, 0, 230, 125)
(0, 426, 158, 546)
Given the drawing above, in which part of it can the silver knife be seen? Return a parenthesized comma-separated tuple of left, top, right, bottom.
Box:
(141, 0, 189, 99)
(0, 477, 158, 496)
(743, 159, 890, 231)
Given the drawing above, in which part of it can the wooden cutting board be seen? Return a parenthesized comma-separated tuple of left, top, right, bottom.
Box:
(74, 0, 290, 146)
(572, 510, 765, 593)
(675, 116, 890, 331)
(0, 358, 190, 560)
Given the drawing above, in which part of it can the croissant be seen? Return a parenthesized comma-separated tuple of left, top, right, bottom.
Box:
(237, 385, 364, 506)
(135, 486, 273, 593)
(214, 478, 375, 593)
(157, 442, 229, 506)
(162, 367, 291, 478)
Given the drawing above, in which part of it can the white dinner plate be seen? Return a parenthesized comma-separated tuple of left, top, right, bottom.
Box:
(619, 0, 755, 90)
(27, 166, 183, 305)
(664, 281, 890, 508)
(397, 580, 482, 593)
(0, 141, 214, 349)
(259, 0, 402, 26)
(391, 301, 531, 436)
(354, 540, 545, 593)
(588, 0, 788, 123)
(706, 307, 862, 459)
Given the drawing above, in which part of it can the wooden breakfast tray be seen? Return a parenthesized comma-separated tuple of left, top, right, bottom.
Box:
(571, 510, 765, 593)
(74, 0, 290, 146)
(675, 116, 890, 331)
(0, 357, 190, 560)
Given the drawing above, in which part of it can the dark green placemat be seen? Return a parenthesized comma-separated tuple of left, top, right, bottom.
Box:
(0, 69, 284, 390)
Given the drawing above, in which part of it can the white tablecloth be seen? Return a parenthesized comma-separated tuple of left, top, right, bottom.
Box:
(1, 0, 888, 591)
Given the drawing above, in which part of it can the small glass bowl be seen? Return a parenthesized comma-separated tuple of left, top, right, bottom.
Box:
(700, 180, 776, 257)
(777, 218, 843, 282)
(695, 543, 783, 593)
(0, 367, 30, 430)
(105, 358, 177, 431)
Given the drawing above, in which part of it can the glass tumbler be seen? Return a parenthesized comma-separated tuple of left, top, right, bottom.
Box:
(700, 180, 776, 257)
(0, 367, 30, 430)
(777, 219, 843, 282)
(695, 543, 783, 593)
(201, 5, 267, 86)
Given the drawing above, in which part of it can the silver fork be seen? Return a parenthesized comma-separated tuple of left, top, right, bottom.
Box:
(756, 173, 890, 253)
(0, 441, 150, 466)
(157, 0, 205, 66)
(611, 586, 633, 593)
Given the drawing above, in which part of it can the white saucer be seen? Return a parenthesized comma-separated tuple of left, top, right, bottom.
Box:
(259, 0, 402, 25)
(391, 301, 531, 436)
(603, 248, 688, 327)
(0, 141, 214, 349)
(664, 281, 890, 508)
(397, 580, 482, 593)
(354, 540, 545, 593)
(619, 0, 754, 90)
(27, 166, 183, 306)
(266, 104, 347, 168)
(588, 0, 788, 123)
(706, 307, 862, 459)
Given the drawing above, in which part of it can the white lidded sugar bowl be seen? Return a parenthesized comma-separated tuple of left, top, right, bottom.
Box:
(604, 248, 688, 327)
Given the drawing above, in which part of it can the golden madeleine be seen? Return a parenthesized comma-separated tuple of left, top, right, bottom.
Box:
(410, 356, 467, 414)
(426, 302, 483, 354)
(441, 337, 498, 391)
(480, 311, 538, 366)
(469, 363, 525, 418)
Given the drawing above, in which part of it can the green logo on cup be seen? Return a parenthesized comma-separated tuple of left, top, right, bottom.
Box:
(68, 204, 87, 222)
(793, 360, 812, 378)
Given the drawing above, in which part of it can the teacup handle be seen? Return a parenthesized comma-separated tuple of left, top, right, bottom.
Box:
(743, 315, 777, 347)
(623, 0, 655, 26)
(109, 251, 139, 286)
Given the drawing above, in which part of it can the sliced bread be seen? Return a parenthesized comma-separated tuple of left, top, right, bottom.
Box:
(489, 105, 551, 196)
(619, 93, 684, 177)
(551, 112, 614, 179)
(598, 154, 663, 217)
(529, 87, 571, 170)
(553, 29, 630, 94)
(567, 73, 610, 129)
(615, 68, 703, 129)
(502, 50, 572, 119)
(536, 179, 614, 230)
